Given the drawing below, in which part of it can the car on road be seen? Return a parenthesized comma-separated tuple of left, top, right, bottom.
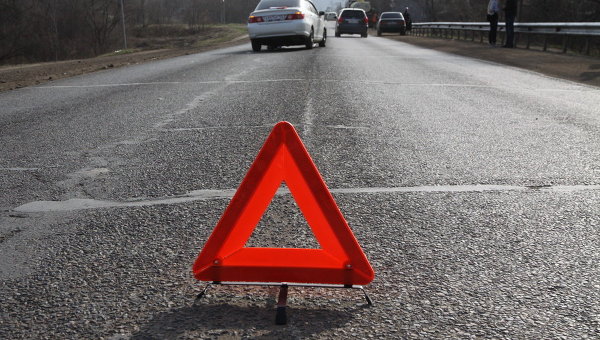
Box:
(376, 11, 406, 36)
(335, 8, 368, 38)
(325, 12, 338, 21)
(247, 0, 327, 51)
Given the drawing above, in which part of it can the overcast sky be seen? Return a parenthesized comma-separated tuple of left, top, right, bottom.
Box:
(312, 0, 345, 11)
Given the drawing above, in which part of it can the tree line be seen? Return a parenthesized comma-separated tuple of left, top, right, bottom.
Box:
(1, 0, 599, 64)
(0, 0, 260, 64)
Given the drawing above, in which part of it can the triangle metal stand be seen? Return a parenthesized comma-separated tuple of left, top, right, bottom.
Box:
(194, 281, 373, 325)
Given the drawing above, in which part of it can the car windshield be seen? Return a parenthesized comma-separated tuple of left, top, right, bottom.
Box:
(381, 13, 403, 19)
(256, 0, 300, 10)
(341, 10, 365, 18)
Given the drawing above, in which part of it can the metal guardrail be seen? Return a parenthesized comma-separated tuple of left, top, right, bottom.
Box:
(410, 22, 600, 55)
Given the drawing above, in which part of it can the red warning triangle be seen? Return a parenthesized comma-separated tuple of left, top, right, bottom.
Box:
(192, 122, 374, 285)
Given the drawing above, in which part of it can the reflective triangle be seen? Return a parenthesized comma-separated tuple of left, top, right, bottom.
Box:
(192, 122, 374, 285)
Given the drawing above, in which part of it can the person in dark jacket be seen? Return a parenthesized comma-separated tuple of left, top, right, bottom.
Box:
(403, 7, 412, 31)
(487, 0, 500, 46)
(503, 0, 518, 48)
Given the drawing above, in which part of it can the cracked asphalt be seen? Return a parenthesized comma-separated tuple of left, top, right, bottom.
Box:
(1, 26, 600, 339)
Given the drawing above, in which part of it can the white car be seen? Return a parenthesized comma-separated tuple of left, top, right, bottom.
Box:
(247, 0, 326, 51)
(325, 12, 338, 21)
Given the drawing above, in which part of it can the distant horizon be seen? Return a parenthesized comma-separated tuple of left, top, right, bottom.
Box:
(312, 0, 344, 11)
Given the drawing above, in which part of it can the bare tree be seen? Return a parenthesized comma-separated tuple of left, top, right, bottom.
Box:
(0, 0, 26, 61)
(138, 0, 147, 27)
(85, 0, 121, 55)
(185, 0, 204, 29)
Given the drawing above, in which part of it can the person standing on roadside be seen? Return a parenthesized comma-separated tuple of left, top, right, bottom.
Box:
(503, 0, 518, 48)
(487, 0, 499, 46)
(404, 7, 412, 31)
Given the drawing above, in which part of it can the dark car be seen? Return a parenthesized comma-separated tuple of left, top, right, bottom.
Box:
(335, 8, 368, 38)
(376, 12, 406, 36)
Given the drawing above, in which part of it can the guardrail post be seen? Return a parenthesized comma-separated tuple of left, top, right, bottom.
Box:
(412, 22, 599, 56)
(585, 37, 590, 55)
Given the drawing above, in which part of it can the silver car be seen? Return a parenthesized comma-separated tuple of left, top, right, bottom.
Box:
(247, 0, 327, 51)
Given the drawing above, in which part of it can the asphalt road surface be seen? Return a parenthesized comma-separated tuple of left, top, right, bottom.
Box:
(1, 27, 600, 339)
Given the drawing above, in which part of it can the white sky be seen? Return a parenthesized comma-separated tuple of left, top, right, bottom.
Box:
(312, 0, 345, 11)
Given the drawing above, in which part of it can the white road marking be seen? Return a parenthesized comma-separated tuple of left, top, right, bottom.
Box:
(31, 79, 595, 92)
(32, 80, 489, 88)
(160, 124, 370, 132)
(13, 184, 600, 213)
(160, 124, 274, 132)
(302, 97, 314, 138)
(0, 168, 40, 171)
(325, 125, 370, 130)
(31, 79, 307, 89)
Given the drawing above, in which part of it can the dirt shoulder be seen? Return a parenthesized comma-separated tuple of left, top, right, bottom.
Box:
(385, 35, 600, 88)
(0, 34, 248, 93)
